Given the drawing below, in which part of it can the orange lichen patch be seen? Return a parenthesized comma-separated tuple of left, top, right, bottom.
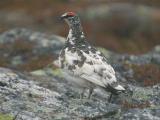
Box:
(122, 100, 151, 109)
(131, 64, 160, 86)
(17, 54, 55, 71)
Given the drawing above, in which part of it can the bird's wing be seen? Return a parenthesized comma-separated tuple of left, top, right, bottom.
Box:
(64, 47, 117, 88)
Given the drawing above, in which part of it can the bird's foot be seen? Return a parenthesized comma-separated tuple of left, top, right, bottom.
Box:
(108, 93, 113, 103)
(87, 88, 94, 99)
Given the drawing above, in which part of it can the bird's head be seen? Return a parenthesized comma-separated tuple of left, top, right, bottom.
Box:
(61, 12, 81, 27)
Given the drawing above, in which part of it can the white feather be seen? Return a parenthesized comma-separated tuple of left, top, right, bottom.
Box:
(64, 48, 118, 88)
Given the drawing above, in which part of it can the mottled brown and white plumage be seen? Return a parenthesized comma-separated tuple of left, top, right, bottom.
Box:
(59, 12, 125, 100)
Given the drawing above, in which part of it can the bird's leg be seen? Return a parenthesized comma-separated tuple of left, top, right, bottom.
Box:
(80, 88, 85, 99)
(88, 88, 94, 99)
(108, 93, 113, 102)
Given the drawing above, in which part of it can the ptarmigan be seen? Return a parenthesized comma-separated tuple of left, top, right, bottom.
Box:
(59, 12, 125, 101)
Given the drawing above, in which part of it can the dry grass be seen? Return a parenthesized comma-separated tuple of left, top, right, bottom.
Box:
(131, 64, 160, 86)
(122, 100, 151, 109)
(17, 54, 54, 71)
(0, 38, 55, 71)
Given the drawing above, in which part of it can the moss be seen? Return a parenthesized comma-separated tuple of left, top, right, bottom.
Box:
(45, 68, 63, 77)
(51, 68, 63, 77)
(31, 68, 63, 78)
(30, 69, 47, 76)
(0, 113, 13, 120)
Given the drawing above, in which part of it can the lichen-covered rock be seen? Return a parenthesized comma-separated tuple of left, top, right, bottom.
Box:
(120, 108, 160, 120)
(0, 67, 61, 120)
(0, 67, 122, 120)
(0, 28, 65, 71)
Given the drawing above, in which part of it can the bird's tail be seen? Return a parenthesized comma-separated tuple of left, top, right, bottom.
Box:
(105, 83, 125, 95)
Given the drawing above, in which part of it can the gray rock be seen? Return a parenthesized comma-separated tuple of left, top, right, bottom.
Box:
(121, 109, 160, 120)
(0, 67, 121, 120)
(0, 28, 65, 70)
(0, 28, 65, 50)
(0, 66, 159, 120)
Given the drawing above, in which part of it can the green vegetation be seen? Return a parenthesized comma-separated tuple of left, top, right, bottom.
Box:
(0, 113, 13, 120)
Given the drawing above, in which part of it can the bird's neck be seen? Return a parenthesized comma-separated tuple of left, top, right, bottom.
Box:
(67, 24, 85, 45)
(70, 23, 83, 35)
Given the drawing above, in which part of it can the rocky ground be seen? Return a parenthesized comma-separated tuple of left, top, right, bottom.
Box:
(0, 28, 160, 120)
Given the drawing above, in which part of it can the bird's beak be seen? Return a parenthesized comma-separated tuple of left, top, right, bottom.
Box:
(60, 14, 67, 20)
